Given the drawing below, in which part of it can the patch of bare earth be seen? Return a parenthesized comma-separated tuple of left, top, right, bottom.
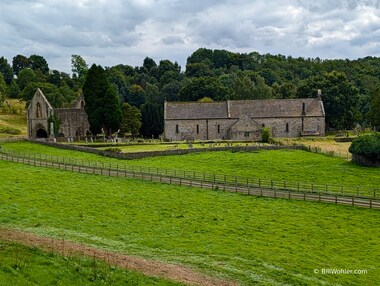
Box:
(0, 228, 237, 286)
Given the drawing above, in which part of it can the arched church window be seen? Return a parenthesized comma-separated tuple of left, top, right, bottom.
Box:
(36, 102, 42, 118)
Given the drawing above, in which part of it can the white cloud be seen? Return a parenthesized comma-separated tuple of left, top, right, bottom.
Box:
(0, 0, 379, 73)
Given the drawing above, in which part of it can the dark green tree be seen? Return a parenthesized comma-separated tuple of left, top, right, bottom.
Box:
(120, 102, 142, 138)
(0, 73, 6, 105)
(103, 85, 122, 136)
(8, 79, 20, 98)
(12, 54, 30, 76)
(369, 86, 380, 130)
(143, 57, 157, 73)
(29, 54, 49, 74)
(140, 102, 164, 138)
(83, 64, 122, 137)
(297, 71, 360, 130)
(20, 83, 64, 107)
(128, 84, 145, 107)
(0, 57, 14, 84)
(17, 69, 38, 90)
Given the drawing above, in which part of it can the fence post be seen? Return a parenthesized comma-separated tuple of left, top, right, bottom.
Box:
(352, 196, 355, 206)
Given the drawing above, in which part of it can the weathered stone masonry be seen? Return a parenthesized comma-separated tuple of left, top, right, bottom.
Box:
(164, 96, 325, 141)
(27, 89, 90, 140)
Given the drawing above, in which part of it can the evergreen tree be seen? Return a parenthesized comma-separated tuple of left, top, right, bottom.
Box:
(83, 64, 122, 137)
(140, 102, 163, 138)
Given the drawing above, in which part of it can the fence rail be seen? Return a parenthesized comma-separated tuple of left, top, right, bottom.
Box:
(0, 148, 379, 210)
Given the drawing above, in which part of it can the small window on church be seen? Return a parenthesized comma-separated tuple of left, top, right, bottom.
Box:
(217, 124, 220, 133)
(262, 123, 265, 128)
(286, 123, 289, 133)
(196, 124, 199, 134)
(244, 132, 250, 137)
(176, 125, 179, 134)
(36, 102, 42, 118)
(80, 100, 84, 109)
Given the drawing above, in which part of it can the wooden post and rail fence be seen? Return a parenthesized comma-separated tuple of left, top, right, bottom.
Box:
(0, 147, 379, 210)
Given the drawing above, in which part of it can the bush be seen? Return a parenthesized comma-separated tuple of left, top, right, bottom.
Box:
(0, 127, 22, 135)
(349, 134, 380, 161)
(261, 127, 272, 143)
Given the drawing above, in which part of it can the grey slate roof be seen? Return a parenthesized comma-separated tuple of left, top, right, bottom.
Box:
(165, 101, 228, 119)
(165, 98, 324, 120)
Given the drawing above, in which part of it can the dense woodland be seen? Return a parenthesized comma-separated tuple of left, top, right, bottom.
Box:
(0, 48, 379, 138)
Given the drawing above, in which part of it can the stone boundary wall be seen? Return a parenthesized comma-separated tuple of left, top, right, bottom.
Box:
(31, 140, 303, 160)
(352, 154, 380, 168)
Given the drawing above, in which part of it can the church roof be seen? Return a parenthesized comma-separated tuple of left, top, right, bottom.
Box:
(165, 101, 228, 119)
(165, 98, 324, 120)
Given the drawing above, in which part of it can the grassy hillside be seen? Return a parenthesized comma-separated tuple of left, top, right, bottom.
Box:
(0, 99, 27, 138)
(2, 141, 380, 191)
(0, 160, 379, 285)
(0, 241, 181, 286)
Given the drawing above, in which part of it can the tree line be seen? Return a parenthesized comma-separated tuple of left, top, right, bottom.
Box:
(0, 49, 379, 138)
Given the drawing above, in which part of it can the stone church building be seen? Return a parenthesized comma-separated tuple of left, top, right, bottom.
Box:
(164, 94, 325, 141)
(27, 88, 90, 140)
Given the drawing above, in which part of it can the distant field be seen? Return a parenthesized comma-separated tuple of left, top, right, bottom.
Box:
(277, 137, 353, 158)
(0, 240, 180, 286)
(0, 160, 379, 285)
(2, 141, 379, 192)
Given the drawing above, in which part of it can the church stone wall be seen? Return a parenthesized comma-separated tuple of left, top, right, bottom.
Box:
(165, 119, 237, 141)
(55, 109, 90, 138)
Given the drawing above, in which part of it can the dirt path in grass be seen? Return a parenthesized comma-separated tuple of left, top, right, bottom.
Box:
(0, 228, 236, 286)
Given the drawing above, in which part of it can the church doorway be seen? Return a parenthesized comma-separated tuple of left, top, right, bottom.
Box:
(36, 128, 48, 138)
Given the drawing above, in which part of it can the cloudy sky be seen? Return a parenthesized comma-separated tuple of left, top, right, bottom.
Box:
(1, 0, 379, 73)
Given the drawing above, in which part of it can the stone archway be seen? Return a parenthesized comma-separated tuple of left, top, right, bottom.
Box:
(34, 124, 48, 139)
(36, 128, 48, 138)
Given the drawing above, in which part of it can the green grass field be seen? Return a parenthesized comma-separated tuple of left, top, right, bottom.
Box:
(0, 241, 181, 286)
(2, 141, 379, 191)
(0, 160, 379, 285)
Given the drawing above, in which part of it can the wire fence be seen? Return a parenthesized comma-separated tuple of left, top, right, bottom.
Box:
(0, 146, 378, 199)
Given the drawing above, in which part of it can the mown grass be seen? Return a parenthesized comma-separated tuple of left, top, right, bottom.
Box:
(0, 241, 181, 286)
(97, 141, 255, 153)
(0, 160, 379, 285)
(2, 141, 379, 190)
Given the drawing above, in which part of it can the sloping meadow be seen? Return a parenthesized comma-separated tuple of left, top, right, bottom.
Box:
(0, 158, 379, 285)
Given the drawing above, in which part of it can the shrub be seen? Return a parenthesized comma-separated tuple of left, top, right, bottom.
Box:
(349, 134, 380, 158)
(0, 127, 22, 135)
(261, 127, 272, 143)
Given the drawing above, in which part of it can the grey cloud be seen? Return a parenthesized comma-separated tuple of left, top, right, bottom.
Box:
(0, 0, 379, 73)
(161, 36, 185, 45)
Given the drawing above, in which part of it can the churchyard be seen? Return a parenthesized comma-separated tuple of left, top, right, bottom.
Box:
(0, 140, 379, 285)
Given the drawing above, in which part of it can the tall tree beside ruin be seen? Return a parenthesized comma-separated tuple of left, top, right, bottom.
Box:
(82, 64, 122, 137)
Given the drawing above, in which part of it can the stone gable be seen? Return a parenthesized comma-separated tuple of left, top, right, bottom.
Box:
(27, 89, 90, 140)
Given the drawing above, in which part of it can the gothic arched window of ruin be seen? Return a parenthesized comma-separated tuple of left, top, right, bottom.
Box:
(36, 102, 42, 118)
